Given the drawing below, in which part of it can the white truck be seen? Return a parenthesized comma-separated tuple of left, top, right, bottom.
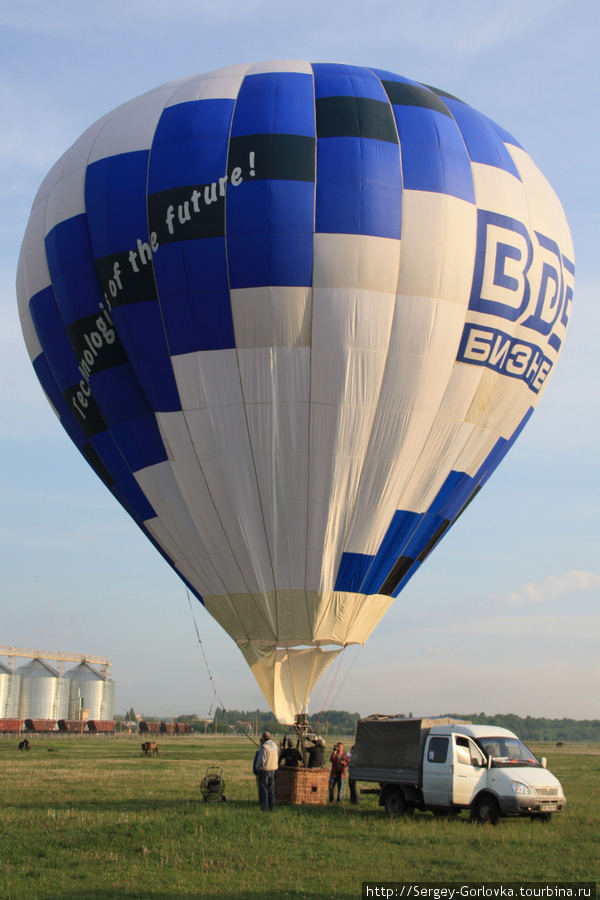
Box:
(349, 715, 566, 823)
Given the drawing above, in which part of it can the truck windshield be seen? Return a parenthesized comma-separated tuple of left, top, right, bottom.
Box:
(476, 737, 541, 768)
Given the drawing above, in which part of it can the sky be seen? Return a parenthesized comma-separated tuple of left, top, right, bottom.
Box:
(1, 0, 598, 724)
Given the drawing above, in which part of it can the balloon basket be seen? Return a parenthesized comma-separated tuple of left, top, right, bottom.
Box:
(275, 766, 329, 806)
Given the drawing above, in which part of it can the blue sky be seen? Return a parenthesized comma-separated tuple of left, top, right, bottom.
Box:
(1, 0, 598, 722)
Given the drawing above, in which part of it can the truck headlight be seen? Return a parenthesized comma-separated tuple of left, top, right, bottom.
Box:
(511, 780, 532, 795)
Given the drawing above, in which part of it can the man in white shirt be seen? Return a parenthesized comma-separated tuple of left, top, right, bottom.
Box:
(254, 731, 279, 811)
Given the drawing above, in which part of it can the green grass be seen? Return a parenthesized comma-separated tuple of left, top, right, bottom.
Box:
(0, 736, 597, 898)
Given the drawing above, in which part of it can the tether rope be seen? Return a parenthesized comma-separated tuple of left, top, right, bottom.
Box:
(186, 589, 260, 746)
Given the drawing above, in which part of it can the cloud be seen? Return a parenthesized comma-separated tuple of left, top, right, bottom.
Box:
(498, 570, 600, 606)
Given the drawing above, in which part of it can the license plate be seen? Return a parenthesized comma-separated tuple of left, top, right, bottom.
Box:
(541, 803, 558, 811)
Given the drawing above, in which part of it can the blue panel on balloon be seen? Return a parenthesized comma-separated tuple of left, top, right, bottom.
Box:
(86, 152, 151, 257)
(315, 173, 402, 238)
(392, 106, 475, 203)
(318, 135, 400, 185)
(29, 285, 82, 388)
(360, 509, 422, 594)
(54, 262, 106, 327)
(315, 177, 361, 237)
(225, 179, 308, 235)
(112, 474, 157, 524)
(148, 126, 229, 194)
(402, 509, 446, 560)
(435, 470, 478, 522)
(87, 364, 151, 429)
(227, 180, 315, 288)
(443, 99, 521, 178)
(112, 301, 171, 364)
(111, 413, 168, 470)
(228, 228, 314, 289)
(428, 470, 468, 514)
(86, 152, 182, 413)
(91, 430, 135, 481)
(46, 216, 102, 323)
(231, 72, 316, 137)
(105, 197, 151, 260)
(154, 244, 235, 354)
(186, 289, 235, 351)
(316, 138, 402, 238)
(132, 356, 181, 411)
(313, 63, 390, 102)
(153, 97, 235, 147)
(480, 112, 522, 150)
(182, 237, 229, 292)
(335, 551, 375, 593)
(475, 407, 533, 488)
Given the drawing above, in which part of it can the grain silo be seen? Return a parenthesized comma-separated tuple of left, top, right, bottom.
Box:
(64, 662, 114, 721)
(0, 662, 20, 718)
(16, 658, 68, 721)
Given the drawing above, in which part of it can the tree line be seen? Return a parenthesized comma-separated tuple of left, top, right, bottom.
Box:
(207, 709, 600, 742)
(124, 709, 600, 742)
(170, 708, 360, 736)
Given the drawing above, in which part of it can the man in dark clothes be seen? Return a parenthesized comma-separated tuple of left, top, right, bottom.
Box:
(279, 738, 303, 767)
(306, 736, 325, 768)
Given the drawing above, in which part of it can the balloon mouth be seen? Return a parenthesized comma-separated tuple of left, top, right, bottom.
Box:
(202, 589, 397, 721)
(236, 640, 346, 725)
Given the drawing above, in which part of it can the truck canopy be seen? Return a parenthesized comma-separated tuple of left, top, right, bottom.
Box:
(353, 715, 469, 770)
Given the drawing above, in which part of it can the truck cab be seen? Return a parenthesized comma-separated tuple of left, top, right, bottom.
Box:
(423, 724, 566, 822)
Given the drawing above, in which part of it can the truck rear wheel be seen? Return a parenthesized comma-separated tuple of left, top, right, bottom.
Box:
(384, 787, 407, 816)
(471, 794, 500, 825)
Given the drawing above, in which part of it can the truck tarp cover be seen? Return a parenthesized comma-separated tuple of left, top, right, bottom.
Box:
(354, 716, 467, 770)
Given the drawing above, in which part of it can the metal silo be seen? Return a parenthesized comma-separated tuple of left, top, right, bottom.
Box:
(16, 658, 68, 721)
(64, 662, 114, 721)
(0, 662, 21, 718)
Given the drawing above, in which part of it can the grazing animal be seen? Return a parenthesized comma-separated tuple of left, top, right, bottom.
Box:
(141, 741, 158, 756)
(18, 739, 30, 752)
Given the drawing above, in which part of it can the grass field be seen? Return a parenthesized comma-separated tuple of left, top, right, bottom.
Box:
(0, 735, 597, 899)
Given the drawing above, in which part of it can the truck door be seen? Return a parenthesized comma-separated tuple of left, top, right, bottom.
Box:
(422, 735, 452, 807)
(452, 736, 487, 806)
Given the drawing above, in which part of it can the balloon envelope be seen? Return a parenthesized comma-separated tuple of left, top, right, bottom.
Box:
(17, 62, 574, 722)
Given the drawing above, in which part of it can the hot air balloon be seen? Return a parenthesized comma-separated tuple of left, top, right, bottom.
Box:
(17, 61, 574, 723)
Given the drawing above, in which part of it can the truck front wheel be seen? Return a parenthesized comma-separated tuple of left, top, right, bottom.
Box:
(471, 794, 500, 825)
(384, 788, 406, 816)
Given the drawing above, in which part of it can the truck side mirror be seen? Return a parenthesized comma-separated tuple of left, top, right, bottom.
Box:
(541, 757, 547, 769)
(487, 755, 492, 770)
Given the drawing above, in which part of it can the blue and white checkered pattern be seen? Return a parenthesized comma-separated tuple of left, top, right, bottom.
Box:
(17, 62, 574, 722)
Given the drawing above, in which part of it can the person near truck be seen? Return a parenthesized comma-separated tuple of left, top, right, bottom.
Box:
(346, 744, 358, 805)
(329, 742, 348, 803)
(254, 731, 279, 811)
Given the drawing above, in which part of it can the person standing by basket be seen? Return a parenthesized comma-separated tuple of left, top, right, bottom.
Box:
(254, 731, 279, 811)
(328, 742, 348, 803)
